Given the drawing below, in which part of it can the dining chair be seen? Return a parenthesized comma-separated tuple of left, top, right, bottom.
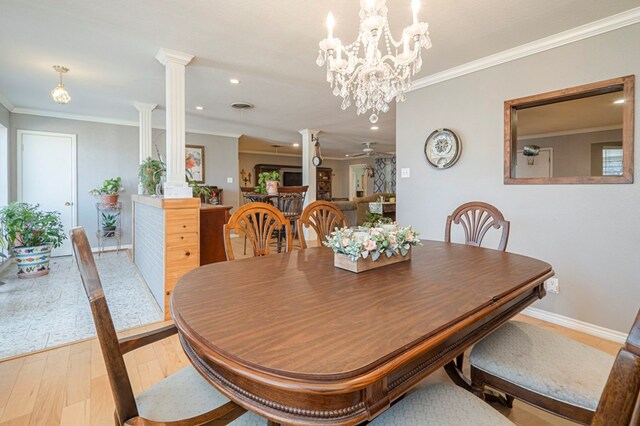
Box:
(443, 201, 511, 381)
(444, 201, 510, 251)
(69, 227, 249, 425)
(297, 200, 349, 249)
(275, 185, 308, 242)
(224, 202, 292, 260)
(373, 308, 640, 425)
(469, 320, 616, 424)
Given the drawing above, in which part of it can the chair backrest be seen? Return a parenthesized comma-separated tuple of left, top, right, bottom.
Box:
(444, 201, 510, 251)
(70, 227, 138, 424)
(224, 202, 292, 260)
(276, 186, 308, 219)
(593, 308, 640, 425)
(298, 200, 349, 249)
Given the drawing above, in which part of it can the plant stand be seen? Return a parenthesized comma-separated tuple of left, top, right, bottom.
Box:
(96, 202, 123, 255)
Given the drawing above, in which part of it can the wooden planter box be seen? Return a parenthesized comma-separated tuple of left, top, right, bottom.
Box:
(334, 248, 411, 273)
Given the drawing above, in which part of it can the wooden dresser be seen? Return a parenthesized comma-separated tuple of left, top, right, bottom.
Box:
(132, 195, 200, 320)
(200, 204, 232, 265)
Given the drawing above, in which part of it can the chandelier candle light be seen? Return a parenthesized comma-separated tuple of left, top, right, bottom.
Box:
(317, 0, 431, 123)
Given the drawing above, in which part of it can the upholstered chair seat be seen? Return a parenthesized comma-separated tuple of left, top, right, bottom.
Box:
(371, 383, 514, 425)
(470, 321, 615, 411)
(136, 365, 264, 424)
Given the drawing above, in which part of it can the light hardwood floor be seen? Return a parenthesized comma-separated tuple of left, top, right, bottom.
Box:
(0, 314, 621, 426)
(0, 237, 623, 425)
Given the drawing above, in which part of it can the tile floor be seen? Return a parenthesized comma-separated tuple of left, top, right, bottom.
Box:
(0, 251, 162, 360)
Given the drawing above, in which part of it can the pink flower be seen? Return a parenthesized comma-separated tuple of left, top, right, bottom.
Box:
(406, 233, 414, 242)
(342, 238, 350, 246)
(364, 240, 377, 251)
(370, 229, 381, 236)
(389, 235, 397, 246)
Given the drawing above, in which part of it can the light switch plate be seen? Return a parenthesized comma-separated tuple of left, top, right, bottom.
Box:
(227, 177, 233, 183)
(545, 278, 559, 294)
(401, 168, 410, 178)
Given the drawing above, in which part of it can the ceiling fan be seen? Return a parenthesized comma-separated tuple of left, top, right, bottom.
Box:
(347, 142, 392, 158)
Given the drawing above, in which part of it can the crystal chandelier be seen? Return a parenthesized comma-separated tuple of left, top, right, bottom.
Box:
(51, 65, 71, 104)
(317, 0, 431, 123)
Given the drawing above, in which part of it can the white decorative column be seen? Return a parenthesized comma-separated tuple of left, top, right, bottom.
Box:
(155, 48, 194, 198)
(300, 129, 319, 242)
(134, 102, 157, 194)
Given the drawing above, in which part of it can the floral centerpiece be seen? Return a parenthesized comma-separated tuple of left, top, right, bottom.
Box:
(324, 224, 421, 273)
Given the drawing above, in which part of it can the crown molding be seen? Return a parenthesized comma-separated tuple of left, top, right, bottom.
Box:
(11, 107, 241, 139)
(238, 150, 388, 161)
(410, 7, 640, 92)
(0, 92, 15, 112)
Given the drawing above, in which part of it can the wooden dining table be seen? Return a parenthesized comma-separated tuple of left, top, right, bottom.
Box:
(171, 241, 554, 425)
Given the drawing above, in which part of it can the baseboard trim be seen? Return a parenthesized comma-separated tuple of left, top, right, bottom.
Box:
(522, 307, 627, 344)
(91, 244, 132, 254)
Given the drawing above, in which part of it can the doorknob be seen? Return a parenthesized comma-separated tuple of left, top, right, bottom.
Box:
(64, 201, 73, 206)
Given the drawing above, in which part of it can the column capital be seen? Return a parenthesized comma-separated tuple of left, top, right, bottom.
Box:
(155, 48, 194, 66)
(133, 102, 157, 112)
(298, 129, 320, 136)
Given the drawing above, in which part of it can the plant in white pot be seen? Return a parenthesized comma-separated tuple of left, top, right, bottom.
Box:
(0, 202, 67, 278)
(256, 171, 280, 195)
(89, 176, 124, 204)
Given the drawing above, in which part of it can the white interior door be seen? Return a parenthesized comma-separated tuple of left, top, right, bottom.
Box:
(515, 148, 553, 178)
(17, 130, 77, 256)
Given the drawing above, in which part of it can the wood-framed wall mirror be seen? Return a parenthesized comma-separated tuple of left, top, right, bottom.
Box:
(504, 75, 634, 184)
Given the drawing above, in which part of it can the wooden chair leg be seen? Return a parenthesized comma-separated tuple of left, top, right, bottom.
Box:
(455, 353, 464, 370)
(505, 394, 515, 408)
(470, 368, 486, 400)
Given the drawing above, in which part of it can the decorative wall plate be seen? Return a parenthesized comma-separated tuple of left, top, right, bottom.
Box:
(424, 128, 461, 169)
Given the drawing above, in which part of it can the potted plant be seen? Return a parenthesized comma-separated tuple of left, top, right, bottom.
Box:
(139, 157, 165, 196)
(0, 202, 67, 278)
(100, 212, 119, 237)
(90, 177, 124, 204)
(255, 171, 280, 195)
(188, 180, 212, 203)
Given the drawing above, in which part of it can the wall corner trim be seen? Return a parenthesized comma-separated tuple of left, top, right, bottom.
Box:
(410, 7, 640, 92)
(522, 307, 628, 344)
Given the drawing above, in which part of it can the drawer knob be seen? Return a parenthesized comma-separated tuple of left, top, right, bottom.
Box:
(185, 251, 191, 256)
(182, 225, 187, 228)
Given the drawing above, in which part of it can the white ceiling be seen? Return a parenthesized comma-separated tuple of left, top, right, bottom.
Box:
(0, 0, 638, 156)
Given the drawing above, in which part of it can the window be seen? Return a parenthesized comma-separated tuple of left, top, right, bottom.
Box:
(602, 147, 623, 176)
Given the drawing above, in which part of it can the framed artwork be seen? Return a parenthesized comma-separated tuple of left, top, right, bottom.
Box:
(185, 145, 205, 183)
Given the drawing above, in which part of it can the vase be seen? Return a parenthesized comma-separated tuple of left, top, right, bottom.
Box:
(13, 244, 54, 278)
(334, 248, 411, 273)
(266, 181, 279, 195)
(99, 194, 119, 205)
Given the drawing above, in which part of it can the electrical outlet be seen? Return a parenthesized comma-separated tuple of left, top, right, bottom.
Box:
(226, 177, 233, 183)
(401, 168, 410, 178)
(545, 277, 559, 294)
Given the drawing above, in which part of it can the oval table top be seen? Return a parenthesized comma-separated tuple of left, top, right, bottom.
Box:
(171, 241, 552, 382)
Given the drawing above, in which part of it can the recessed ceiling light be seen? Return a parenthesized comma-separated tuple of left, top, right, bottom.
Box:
(229, 78, 240, 85)
(230, 102, 254, 110)
(195, 106, 204, 110)
(293, 143, 300, 147)
(370, 126, 379, 130)
(614, 99, 625, 104)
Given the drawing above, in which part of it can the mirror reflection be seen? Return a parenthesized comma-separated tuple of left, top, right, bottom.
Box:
(504, 75, 634, 184)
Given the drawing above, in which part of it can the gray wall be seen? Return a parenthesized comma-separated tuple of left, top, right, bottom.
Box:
(396, 23, 640, 333)
(9, 114, 239, 247)
(518, 129, 622, 177)
(0, 103, 9, 128)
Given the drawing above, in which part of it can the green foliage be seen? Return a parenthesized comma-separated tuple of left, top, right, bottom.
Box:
(362, 212, 393, 228)
(188, 180, 212, 201)
(100, 212, 119, 228)
(139, 158, 166, 195)
(254, 171, 280, 194)
(0, 202, 67, 249)
(89, 177, 124, 196)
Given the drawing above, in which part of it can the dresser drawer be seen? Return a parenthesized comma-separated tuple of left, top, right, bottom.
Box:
(166, 210, 199, 234)
(166, 232, 198, 248)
